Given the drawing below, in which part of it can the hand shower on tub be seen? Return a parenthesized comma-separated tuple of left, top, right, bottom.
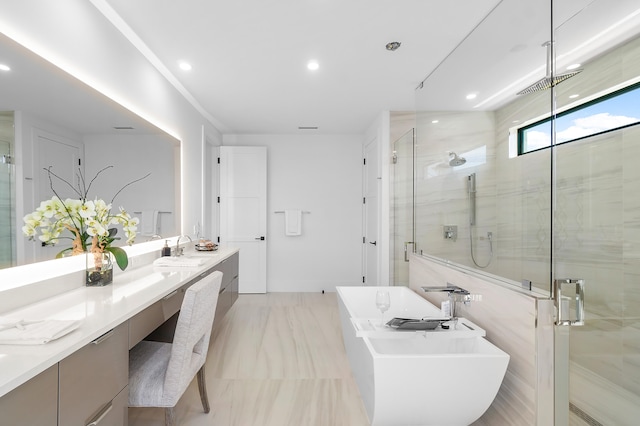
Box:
(468, 173, 493, 268)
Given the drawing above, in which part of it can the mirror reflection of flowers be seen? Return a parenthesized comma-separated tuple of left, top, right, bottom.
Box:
(22, 166, 149, 271)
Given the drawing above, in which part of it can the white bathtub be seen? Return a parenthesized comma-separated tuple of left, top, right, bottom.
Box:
(337, 286, 509, 426)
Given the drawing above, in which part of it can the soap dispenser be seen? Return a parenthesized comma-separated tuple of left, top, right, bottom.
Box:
(162, 240, 171, 257)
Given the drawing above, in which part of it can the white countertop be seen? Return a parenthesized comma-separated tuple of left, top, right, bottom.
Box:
(0, 246, 238, 398)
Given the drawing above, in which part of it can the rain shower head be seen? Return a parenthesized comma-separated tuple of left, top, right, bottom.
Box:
(517, 70, 582, 95)
(448, 151, 466, 167)
(516, 41, 582, 96)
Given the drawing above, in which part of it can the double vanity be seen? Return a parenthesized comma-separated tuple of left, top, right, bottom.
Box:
(337, 286, 509, 426)
(0, 244, 238, 426)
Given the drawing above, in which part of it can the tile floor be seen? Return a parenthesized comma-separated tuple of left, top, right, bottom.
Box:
(128, 292, 370, 426)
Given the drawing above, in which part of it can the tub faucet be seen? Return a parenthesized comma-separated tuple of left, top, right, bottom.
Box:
(421, 283, 480, 318)
(174, 235, 193, 256)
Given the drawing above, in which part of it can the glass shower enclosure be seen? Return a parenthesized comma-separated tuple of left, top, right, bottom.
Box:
(402, 0, 640, 423)
(392, 128, 415, 287)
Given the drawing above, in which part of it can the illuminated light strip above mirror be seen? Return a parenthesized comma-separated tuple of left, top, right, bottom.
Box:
(0, 63, 9, 71)
(90, 0, 228, 133)
(0, 11, 181, 141)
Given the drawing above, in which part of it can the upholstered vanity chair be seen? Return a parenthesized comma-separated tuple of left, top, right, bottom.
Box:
(128, 271, 223, 425)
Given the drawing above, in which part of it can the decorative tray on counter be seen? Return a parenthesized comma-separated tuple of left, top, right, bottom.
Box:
(195, 241, 218, 251)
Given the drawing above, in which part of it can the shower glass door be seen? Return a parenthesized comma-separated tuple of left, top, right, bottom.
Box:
(392, 128, 415, 286)
(553, 2, 640, 423)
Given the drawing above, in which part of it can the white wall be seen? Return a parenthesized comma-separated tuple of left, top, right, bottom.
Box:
(223, 134, 363, 292)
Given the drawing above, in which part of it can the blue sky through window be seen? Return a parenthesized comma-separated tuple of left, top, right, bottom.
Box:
(520, 83, 640, 153)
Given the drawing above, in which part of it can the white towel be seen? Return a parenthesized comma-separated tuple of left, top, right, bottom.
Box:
(153, 257, 206, 268)
(0, 318, 81, 345)
(141, 210, 159, 236)
(285, 209, 302, 236)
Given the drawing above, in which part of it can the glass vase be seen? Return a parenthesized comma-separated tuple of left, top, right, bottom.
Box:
(86, 250, 113, 286)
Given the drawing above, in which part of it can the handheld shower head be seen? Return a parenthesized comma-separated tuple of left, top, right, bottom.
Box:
(448, 151, 466, 167)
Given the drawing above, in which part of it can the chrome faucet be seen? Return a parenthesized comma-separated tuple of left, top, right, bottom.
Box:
(421, 283, 480, 318)
(174, 235, 193, 257)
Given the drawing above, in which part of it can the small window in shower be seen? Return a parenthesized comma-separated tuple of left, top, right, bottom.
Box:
(518, 80, 640, 154)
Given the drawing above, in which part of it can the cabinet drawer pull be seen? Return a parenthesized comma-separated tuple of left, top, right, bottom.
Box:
(91, 329, 115, 345)
(163, 290, 179, 300)
(86, 401, 112, 426)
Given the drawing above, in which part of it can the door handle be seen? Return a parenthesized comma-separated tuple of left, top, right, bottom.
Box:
(404, 241, 415, 262)
(255, 236, 265, 241)
(553, 278, 585, 326)
(369, 241, 377, 246)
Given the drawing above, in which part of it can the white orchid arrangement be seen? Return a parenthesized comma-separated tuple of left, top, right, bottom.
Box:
(22, 166, 148, 271)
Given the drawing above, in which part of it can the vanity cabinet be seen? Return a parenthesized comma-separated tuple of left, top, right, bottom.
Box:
(59, 322, 129, 426)
(214, 251, 239, 321)
(0, 249, 239, 426)
(128, 281, 190, 349)
(0, 365, 58, 426)
(132, 252, 240, 346)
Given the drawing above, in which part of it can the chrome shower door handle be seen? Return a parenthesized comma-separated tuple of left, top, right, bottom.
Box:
(404, 241, 415, 262)
(553, 278, 585, 326)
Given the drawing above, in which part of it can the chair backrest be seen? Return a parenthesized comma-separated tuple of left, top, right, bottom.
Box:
(162, 270, 223, 405)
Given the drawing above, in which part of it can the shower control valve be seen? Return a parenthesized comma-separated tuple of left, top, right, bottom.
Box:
(443, 225, 458, 241)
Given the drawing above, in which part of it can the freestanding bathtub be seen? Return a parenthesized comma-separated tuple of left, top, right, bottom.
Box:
(336, 286, 509, 426)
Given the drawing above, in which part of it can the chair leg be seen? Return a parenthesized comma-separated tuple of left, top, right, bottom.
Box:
(165, 407, 176, 426)
(197, 365, 210, 413)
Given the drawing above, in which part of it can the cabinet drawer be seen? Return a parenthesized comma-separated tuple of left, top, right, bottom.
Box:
(0, 364, 57, 426)
(216, 252, 239, 289)
(214, 285, 232, 321)
(128, 285, 186, 349)
(82, 385, 129, 426)
(59, 322, 128, 426)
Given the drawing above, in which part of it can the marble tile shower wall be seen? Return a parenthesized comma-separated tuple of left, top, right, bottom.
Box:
(413, 110, 498, 274)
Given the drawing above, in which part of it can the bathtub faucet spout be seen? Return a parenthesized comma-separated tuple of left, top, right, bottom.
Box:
(421, 283, 481, 318)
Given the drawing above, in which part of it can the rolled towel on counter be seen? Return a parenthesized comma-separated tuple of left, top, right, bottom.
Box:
(153, 256, 206, 268)
(0, 318, 82, 345)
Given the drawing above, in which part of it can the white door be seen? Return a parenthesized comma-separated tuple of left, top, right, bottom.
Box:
(363, 138, 378, 286)
(219, 146, 267, 293)
(34, 129, 84, 262)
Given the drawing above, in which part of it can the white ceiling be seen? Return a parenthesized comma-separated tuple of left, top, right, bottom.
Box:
(4, 1, 638, 138)
(104, 0, 502, 135)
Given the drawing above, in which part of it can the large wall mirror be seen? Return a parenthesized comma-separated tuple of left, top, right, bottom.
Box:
(403, 0, 640, 292)
(0, 32, 180, 270)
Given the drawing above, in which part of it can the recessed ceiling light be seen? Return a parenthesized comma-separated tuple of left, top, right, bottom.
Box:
(0, 64, 10, 71)
(466, 93, 477, 100)
(566, 63, 581, 70)
(178, 61, 192, 71)
(431, 120, 439, 124)
(385, 41, 401, 51)
(307, 60, 319, 71)
(569, 94, 580, 99)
